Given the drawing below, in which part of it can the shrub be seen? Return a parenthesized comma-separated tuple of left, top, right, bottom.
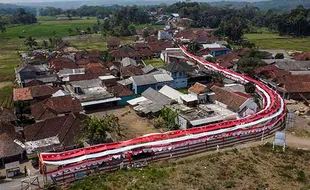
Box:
(275, 53, 284, 59)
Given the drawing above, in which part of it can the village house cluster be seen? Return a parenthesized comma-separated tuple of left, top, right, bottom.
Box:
(1, 13, 309, 176)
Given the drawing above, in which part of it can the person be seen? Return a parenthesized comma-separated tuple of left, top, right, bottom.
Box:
(24, 166, 27, 177)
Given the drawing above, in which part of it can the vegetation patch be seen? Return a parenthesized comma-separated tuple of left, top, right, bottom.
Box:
(144, 58, 166, 67)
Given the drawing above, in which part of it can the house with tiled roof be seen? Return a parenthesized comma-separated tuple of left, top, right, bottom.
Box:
(24, 113, 87, 152)
(49, 57, 78, 72)
(107, 37, 121, 50)
(164, 61, 194, 89)
(13, 85, 60, 102)
(188, 82, 210, 103)
(120, 65, 144, 79)
(84, 63, 110, 75)
(0, 108, 17, 125)
(0, 122, 26, 168)
(107, 83, 136, 106)
(216, 53, 240, 69)
(77, 57, 103, 68)
(210, 85, 257, 117)
(30, 95, 83, 121)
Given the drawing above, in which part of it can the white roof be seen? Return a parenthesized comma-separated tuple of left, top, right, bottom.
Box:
(127, 97, 148, 106)
(180, 94, 198, 102)
(52, 90, 70, 97)
(171, 13, 180, 17)
(81, 97, 121, 106)
(99, 75, 116, 80)
(202, 43, 223, 49)
(159, 85, 184, 103)
(153, 73, 173, 83)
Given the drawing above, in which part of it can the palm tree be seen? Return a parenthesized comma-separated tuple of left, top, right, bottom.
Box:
(24, 36, 37, 49)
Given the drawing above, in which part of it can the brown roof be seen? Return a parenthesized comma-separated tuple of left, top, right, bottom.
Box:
(139, 48, 154, 57)
(107, 84, 133, 97)
(24, 113, 87, 147)
(232, 48, 249, 57)
(216, 53, 240, 68)
(0, 108, 17, 123)
(13, 85, 59, 102)
(86, 50, 102, 59)
(25, 79, 44, 87)
(210, 86, 249, 110)
(107, 38, 121, 47)
(197, 48, 211, 56)
(77, 58, 103, 67)
(13, 88, 32, 102)
(280, 82, 310, 93)
(189, 82, 208, 94)
(31, 96, 83, 121)
(69, 74, 100, 82)
(120, 65, 144, 78)
(0, 122, 24, 158)
(85, 63, 110, 75)
(49, 57, 77, 71)
(146, 35, 158, 43)
(293, 52, 310, 61)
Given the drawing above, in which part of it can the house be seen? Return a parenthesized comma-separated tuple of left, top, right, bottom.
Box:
(24, 113, 87, 153)
(13, 85, 60, 103)
(15, 63, 51, 87)
(293, 51, 310, 61)
(109, 45, 141, 61)
(209, 47, 231, 57)
(120, 65, 144, 79)
(0, 122, 26, 168)
(107, 83, 136, 106)
(84, 63, 110, 75)
(30, 95, 83, 121)
(216, 53, 241, 69)
(129, 87, 172, 116)
(158, 85, 184, 103)
(66, 79, 120, 110)
(130, 72, 174, 94)
(121, 57, 137, 67)
(188, 82, 210, 103)
(165, 61, 193, 89)
(49, 57, 78, 72)
(142, 64, 157, 74)
(77, 58, 103, 68)
(148, 41, 174, 57)
(107, 38, 121, 50)
(210, 86, 257, 117)
(58, 68, 85, 82)
(0, 108, 17, 125)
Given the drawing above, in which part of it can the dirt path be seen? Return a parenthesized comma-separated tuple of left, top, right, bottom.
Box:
(286, 133, 310, 150)
(0, 81, 13, 88)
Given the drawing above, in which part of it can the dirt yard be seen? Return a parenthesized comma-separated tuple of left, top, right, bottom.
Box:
(90, 106, 161, 140)
(286, 103, 310, 138)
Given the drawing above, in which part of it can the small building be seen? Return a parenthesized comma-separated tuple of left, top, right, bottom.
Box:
(188, 82, 210, 103)
(67, 79, 120, 110)
(0, 122, 26, 168)
(210, 86, 258, 117)
(24, 113, 87, 152)
(209, 47, 231, 57)
(49, 57, 78, 72)
(13, 85, 60, 103)
(216, 53, 240, 69)
(121, 57, 138, 67)
(30, 95, 83, 121)
(165, 61, 193, 89)
(58, 68, 85, 82)
(15, 63, 51, 87)
(107, 84, 135, 106)
(107, 38, 121, 50)
(130, 72, 174, 94)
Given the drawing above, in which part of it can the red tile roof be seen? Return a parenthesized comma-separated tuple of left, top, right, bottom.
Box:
(0, 122, 24, 158)
(280, 82, 310, 93)
(31, 96, 83, 121)
(211, 86, 249, 110)
(77, 58, 103, 67)
(69, 74, 100, 82)
(49, 57, 77, 72)
(85, 63, 110, 75)
(120, 65, 144, 78)
(107, 84, 133, 97)
(107, 38, 121, 47)
(0, 108, 17, 123)
(216, 53, 240, 68)
(232, 48, 249, 57)
(189, 82, 208, 94)
(293, 52, 310, 61)
(13, 88, 32, 102)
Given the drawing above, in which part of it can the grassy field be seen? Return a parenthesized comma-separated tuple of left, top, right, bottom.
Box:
(0, 85, 14, 108)
(134, 24, 165, 30)
(69, 144, 310, 190)
(144, 58, 166, 67)
(244, 33, 310, 51)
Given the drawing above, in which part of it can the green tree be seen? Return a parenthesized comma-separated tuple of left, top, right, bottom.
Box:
(237, 57, 266, 77)
(68, 28, 73, 36)
(245, 82, 256, 94)
(154, 107, 180, 131)
(14, 101, 30, 119)
(24, 36, 37, 49)
(0, 16, 7, 33)
(210, 71, 224, 84)
(82, 115, 121, 145)
(143, 30, 150, 38)
(275, 53, 284, 59)
(206, 56, 216, 63)
(187, 41, 202, 55)
(216, 16, 248, 42)
(87, 27, 92, 34)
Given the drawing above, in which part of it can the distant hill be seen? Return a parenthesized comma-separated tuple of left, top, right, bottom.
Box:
(209, 0, 310, 11)
(0, 3, 35, 14)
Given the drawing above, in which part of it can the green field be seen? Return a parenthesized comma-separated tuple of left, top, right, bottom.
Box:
(244, 33, 310, 51)
(0, 18, 99, 40)
(0, 85, 14, 109)
(144, 58, 166, 67)
(134, 24, 165, 30)
(69, 144, 310, 190)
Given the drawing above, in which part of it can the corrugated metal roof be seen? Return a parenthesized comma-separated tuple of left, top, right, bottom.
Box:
(142, 87, 171, 105)
(158, 85, 183, 103)
(153, 73, 173, 83)
(127, 97, 148, 106)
